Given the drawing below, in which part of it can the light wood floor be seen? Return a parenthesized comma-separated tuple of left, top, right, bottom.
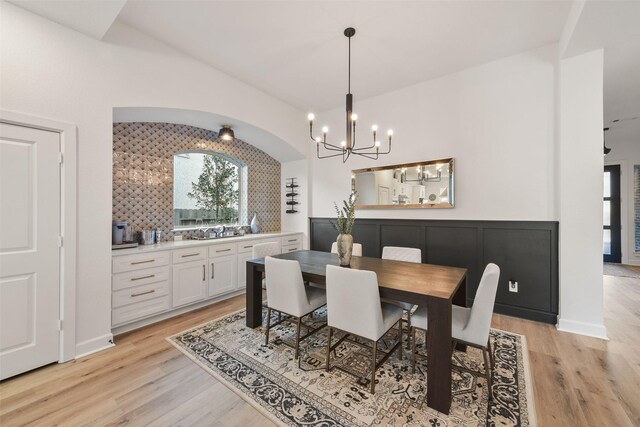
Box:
(1, 276, 639, 426)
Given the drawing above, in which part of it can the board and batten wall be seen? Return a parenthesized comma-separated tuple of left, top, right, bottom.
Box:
(310, 45, 607, 338)
(310, 218, 559, 323)
(0, 2, 308, 357)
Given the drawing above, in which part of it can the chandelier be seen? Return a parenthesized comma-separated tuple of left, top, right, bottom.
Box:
(307, 27, 393, 163)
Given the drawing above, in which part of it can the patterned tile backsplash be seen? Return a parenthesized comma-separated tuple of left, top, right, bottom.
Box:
(113, 122, 281, 241)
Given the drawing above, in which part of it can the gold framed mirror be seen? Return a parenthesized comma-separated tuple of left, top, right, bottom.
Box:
(351, 158, 454, 209)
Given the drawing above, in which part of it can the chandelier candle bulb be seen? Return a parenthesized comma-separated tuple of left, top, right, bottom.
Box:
(308, 113, 315, 122)
(351, 113, 358, 122)
(322, 126, 328, 134)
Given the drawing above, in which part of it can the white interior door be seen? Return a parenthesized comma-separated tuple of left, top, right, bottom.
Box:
(0, 122, 61, 380)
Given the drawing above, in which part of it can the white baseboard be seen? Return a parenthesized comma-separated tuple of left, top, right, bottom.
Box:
(74, 333, 115, 359)
(556, 318, 608, 340)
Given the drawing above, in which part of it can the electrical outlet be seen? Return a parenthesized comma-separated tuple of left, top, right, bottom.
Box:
(509, 280, 518, 293)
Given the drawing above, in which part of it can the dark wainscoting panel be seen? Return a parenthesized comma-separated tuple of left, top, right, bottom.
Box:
(310, 217, 559, 324)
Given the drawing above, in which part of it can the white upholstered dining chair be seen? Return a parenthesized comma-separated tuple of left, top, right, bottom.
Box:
(264, 256, 327, 363)
(381, 246, 422, 346)
(325, 264, 403, 394)
(381, 246, 421, 263)
(331, 242, 363, 256)
(252, 242, 281, 289)
(410, 263, 500, 393)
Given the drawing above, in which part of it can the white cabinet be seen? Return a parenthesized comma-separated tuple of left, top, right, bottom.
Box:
(236, 251, 254, 289)
(172, 259, 207, 308)
(172, 247, 207, 264)
(112, 251, 170, 274)
(112, 232, 304, 330)
(208, 254, 236, 297)
(282, 243, 301, 253)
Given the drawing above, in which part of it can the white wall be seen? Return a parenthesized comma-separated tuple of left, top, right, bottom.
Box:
(603, 136, 640, 265)
(311, 45, 557, 221)
(0, 2, 307, 356)
(281, 158, 311, 248)
(310, 43, 608, 339)
(557, 49, 607, 339)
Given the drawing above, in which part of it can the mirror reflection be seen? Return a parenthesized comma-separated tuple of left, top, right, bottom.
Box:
(352, 158, 454, 208)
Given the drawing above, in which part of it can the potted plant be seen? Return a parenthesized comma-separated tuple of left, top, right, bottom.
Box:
(332, 192, 358, 266)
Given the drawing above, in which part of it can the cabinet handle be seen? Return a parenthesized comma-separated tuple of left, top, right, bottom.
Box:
(287, 239, 296, 242)
(131, 259, 154, 265)
(288, 248, 297, 252)
(216, 248, 231, 253)
(202, 265, 205, 281)
(182, 252, 200, 258)
(243, 245, 253, 249)
(211, 263, 215, 279)
(131, 289, 155, 297)
(131, 274, 155, 281)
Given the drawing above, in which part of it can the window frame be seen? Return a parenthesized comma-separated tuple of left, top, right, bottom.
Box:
(172, 149, 247, 230)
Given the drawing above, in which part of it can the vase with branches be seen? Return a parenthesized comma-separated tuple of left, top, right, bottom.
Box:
(331, 192, 358, 266)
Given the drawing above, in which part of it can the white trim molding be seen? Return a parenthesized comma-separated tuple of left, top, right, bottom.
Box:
(0, 109, 78, 362)
(75, 334, 115, 359)
(556, 318, 608, 340)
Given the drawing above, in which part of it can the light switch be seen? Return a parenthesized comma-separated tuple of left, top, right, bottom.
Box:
(509, 280, 518, 293)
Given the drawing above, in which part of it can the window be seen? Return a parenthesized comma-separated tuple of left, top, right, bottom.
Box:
(173, 151, 247, 229)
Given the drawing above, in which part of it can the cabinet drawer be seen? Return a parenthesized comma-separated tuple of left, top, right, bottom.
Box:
(172, 247, 207, 264)
(237, 239, 279, 253)
(208, 242, 237, 258)
(113, 251, 170, 274)
(112, 281, 170, 308)
(281, 243, 301, 253)
(281, 235, 302, 246)
(112, 295, 170, 326)
(112, 266, 170, 291)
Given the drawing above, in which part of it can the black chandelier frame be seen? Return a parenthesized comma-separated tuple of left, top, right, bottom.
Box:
(308, 27, 393, 163)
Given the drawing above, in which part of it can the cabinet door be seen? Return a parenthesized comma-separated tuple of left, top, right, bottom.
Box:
(208, 255, 237, 297)
(172, 260, 207, 308)
(236, 251, 254, 290)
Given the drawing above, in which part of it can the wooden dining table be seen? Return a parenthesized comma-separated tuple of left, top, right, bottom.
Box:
(245, 250, 467, 415)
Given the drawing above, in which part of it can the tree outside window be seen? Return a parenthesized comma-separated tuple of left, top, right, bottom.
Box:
(173, 151, 245, 228)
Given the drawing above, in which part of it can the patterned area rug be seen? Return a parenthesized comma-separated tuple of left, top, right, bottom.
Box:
(168, 308, 536, 426)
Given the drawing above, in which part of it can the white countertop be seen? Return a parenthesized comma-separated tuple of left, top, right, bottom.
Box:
(112, 231, 302, 257)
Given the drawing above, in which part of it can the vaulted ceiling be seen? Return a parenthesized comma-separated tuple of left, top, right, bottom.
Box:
(115, 0, 572, 111)
(7, 0, 640, 137)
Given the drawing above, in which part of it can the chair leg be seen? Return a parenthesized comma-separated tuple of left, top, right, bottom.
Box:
(406, 311, 412, 350)
(398, 319, 403, 360)
(487, 338, 494, 369)
(278, 311, 282, 323)
(265, 307, 272, 345)
(451, 339, 457, 354)
(371, 340, 378, 394)
(325, 326, 333, 371)
(294, 316, 302, 360)
(411, 327, 417, 374)
(483, 347, 492, 395)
